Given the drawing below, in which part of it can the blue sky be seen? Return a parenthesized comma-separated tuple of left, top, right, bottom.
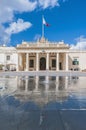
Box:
(0, 0, 86, 48)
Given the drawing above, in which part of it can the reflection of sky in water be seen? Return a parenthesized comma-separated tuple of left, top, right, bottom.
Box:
(0, 76, 86, 130)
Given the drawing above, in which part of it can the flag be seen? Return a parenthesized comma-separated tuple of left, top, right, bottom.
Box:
(43, 17, 50, 26)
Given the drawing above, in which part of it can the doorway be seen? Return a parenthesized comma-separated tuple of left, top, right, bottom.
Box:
(40, 57, 46, 70)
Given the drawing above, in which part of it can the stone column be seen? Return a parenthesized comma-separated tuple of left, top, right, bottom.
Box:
(36, 53, 39, 71)
(17, 53, 22, 71)
(17, 53, 19, 71)
(20, 53, 22, 71)
(26, 53, 29, 71)
(46, 53, 49, 70)
(56, 53, 59, 71)
(66, 53, 68, 71)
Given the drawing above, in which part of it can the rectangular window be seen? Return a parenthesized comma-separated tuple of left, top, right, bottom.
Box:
(52, 59, 56, 67)
(29, 60, 34, 67)
(6, 55, 10, 61)
(72, 59, 79, 65)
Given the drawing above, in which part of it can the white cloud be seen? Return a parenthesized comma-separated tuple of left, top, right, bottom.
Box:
(38, 0, 59, 9)
(6, 19, 32, 35)
(0, 0, 62, 24)
(0, 0, 37, 23)
(0, 19, 32, 45)
(0, 0, 37, 45)
(0, 0, 66, 45)
(71, 36, 86, 50)
(0, 24, 10, 45)
(34, 34, 41, 41)
(0, 0, 61, 24)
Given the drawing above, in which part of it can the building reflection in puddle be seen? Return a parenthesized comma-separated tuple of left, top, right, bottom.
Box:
(0, 76, 80, 100)
(12, 76, 80, 104)
(0, 76, 18, 96)
(1, 76, 86, 130)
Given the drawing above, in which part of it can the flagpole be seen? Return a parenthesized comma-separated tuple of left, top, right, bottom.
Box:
(42, 15, 44, 38)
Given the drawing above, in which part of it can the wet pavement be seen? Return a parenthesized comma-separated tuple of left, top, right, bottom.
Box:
(0, 76, 86, 130)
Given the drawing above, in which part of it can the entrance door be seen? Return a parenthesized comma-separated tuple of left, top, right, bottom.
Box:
(40, 57, 46, 70)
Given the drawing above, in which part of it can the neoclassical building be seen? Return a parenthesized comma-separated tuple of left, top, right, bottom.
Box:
(16, 37, 69, 71)
(16, 37, 86, 71)
(0, 37, 86, 71)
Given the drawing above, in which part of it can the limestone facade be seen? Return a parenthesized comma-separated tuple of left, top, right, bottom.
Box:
(0, 46, 18, 71)
(16, 37, 86, 71)
(0, 37, 86, 71)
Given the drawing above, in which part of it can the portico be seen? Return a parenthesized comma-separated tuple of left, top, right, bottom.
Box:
(17, 37, 69, 71)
